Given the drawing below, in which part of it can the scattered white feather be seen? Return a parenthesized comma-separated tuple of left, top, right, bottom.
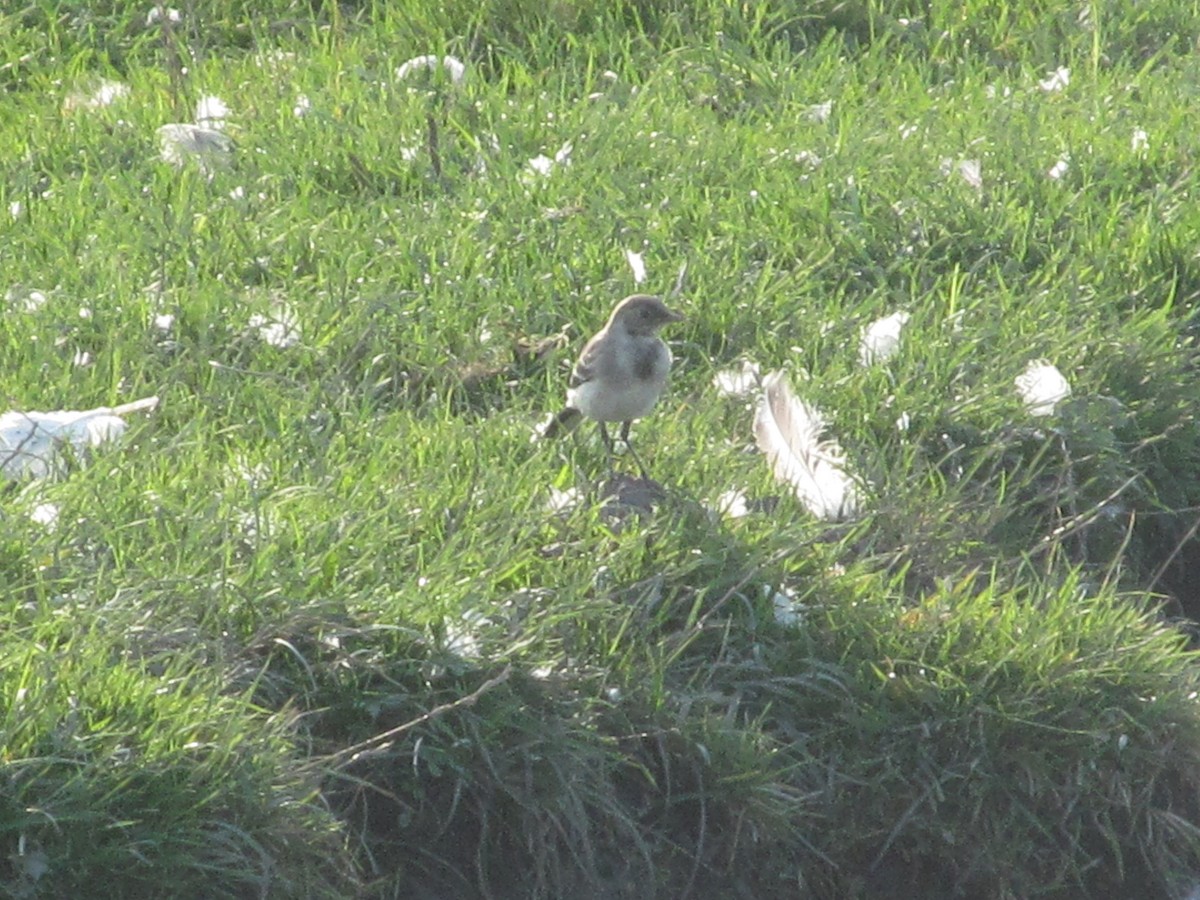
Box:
(29, 502, 60, 529)
(153, 312, 175, 331)
(546, 486, 581, 514)
(233, 508, 265, 540)
(1038, 66, 1070, 92)
(6, 287, 49, 313)
(1047, 155, 1070, 180)
(1131, 128, 1149, 154)
(194, 95, 230, 128)
(859, 311, 910, 365)
(0, 397, 159, 480)
(63, 79, 130, 112)
(253, 49, 296, 70)
(753, 371, 862, 520)
(155, 95, 230, 172)
(476, 137, 502, 174)
(804, 100, 833, 123)
(293, 94, 312, 118)
(712, 359, 762, 397)
(445, 627, 479, 660)
(940, 157, 982, 191)
(524, 141, 573, 181)
(624, 249, 647, 284)
(146, 5, 181, 26)
(445, 609, 489, 659)
(713, 489, 750, 519)
(768, 585, 805, 628)
(9, 200, 23, 220)
(93, 80, 129, 107)
(395, 55, 467, 86)
(248, 305, 301, 348)
(1015, 359, 1072, 416)
(157, 123, 233, 174)
(398, 139, 423, 163)
(527, 154, 555, 177)
(231, 455, 271, 489)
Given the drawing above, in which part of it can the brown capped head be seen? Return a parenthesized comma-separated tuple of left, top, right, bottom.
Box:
(610, 294, 685, 334)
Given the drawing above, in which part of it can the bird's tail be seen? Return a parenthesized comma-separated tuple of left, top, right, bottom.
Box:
(538, 407, 583, 440)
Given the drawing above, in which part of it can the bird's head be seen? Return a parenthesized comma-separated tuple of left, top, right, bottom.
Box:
(610, 294, 685, 335)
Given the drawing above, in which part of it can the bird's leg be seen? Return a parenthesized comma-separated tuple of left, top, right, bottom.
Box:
(598, 422, 616, 471)
(598, 422, 620, 481)
(619, 420, 649, 478)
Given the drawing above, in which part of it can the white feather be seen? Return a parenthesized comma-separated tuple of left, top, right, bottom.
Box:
(1015, 359, 1071, 416)
(859, 311, 910, 365)
(753, 371, 861, 520)
(0, 397, 159, 479)
(157, 123, 233, 174)
(624, 249, 647, 285)
(193, 94, 230, 128)
(395, 55, 467, 85)
(712, 359, 761, 397)
(713, 489, 750, 519)
(1038, 66, 1070, 92)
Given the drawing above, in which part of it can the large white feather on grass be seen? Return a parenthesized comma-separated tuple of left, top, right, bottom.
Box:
(157, 93, 234, 175)
(753, 371, 861, 520)
(0, 397, 159, 479)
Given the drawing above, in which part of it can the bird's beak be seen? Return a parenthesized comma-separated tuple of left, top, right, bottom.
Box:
(664, 307, 685, 322)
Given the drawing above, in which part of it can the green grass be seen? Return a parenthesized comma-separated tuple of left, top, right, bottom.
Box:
(4, 0, 1200, 896)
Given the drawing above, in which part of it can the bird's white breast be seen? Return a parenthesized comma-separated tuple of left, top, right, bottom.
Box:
(568, 341, 672, 423)
(569, 374, 662, 422)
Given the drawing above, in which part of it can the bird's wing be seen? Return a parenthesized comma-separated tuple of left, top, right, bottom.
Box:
(567, 332, 607, 389)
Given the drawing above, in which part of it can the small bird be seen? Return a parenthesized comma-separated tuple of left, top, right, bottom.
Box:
(541, 293, 684, 473)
